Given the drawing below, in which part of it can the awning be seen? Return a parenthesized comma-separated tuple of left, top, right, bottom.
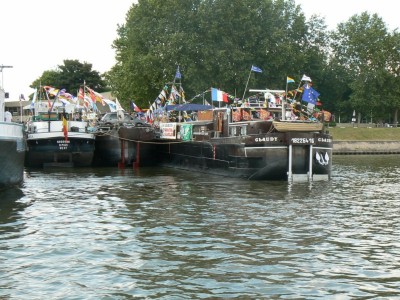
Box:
(166, 103, 212, 111)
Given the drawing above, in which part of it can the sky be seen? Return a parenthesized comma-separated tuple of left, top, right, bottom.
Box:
(1, 0, 398, 102)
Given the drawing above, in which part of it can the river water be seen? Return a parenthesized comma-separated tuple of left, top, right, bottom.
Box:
(1, 155, 400, 299)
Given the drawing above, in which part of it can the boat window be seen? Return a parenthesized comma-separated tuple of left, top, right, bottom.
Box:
(241, 125, 247, 136)
(230, 126, 237, 136)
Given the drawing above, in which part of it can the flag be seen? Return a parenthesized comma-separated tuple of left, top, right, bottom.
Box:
(301, 74, 312, 82)
(211, 87, 219, 101)
(211, 87, 225, 101)
(307, 102, 315, 113)
(146, 109, 154, 124)
(58, 89, 70, 106)
(175, 66, 182, 79)
(59, 98, 69, 106)
(287, 77, 295, 83)
(104, 99, 117, 112)
(302, 84, 320, 105)
(19, 94, 25, 101)
(168, 85, 179, 104)
(83, 95, 93, 109)
(131, 101, 142, 112)
(157, 89, 167, 104)
(44, 86, 59, 96)
(217, 90, 223, 102)
(77, 88, 85, 107)
(223, 93, 228, 103)
(78, 88, 84, 100)
(87, 87, 106, 106)
(30, 89, 37, 109)
(115, 98, 124, 111)
(179, 86, 186, 103)
(251, 65, 262, 73)
(62, 115, 68, 141)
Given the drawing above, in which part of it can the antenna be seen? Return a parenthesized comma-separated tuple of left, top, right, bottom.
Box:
(0, 65, 13, 89)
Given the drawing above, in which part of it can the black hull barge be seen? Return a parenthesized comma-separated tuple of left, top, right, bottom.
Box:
(0, 122, 26, 188)
(155, 107, 332, 181)
(0, 87, 26, 189)
(93, 124, 157, 168)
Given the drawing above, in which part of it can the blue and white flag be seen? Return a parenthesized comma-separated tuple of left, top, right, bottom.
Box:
(302, 84, 320, 105)
(211, 87, 224, 101)
(30, 89, 37, 109)
(175, 66, 182, 79)
(251, 65, 262, 73)
(104, 99, 117, 112)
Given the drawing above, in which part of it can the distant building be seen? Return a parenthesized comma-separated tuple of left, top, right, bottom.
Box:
(4, 100, 30, 123)
(4, 90, 116, 122)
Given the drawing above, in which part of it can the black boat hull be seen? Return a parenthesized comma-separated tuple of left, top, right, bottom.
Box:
(0, 137, 25, 188)
(156, 132, 332, 180)
(93, 128, 122, 167)
(93, 125, 158, 167)
(25, 136, 95, 168)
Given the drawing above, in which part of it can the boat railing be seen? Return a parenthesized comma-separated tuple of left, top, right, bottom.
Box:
(0, 122, 24, 138)
(33, 113, 59, 121)
(27, 120, 89, 133)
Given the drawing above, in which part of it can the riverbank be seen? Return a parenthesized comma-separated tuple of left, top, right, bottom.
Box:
(328, 126, 400, 154)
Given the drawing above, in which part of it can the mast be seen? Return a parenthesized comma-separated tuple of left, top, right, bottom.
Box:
(174, 65, 182, 121)
(0, 65, 13, 89)
(0, 65, 12, 122)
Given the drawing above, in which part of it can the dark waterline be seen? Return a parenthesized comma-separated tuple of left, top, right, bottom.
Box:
(1, 155, 400, 299)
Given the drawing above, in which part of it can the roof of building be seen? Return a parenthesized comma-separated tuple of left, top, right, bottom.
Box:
(4, 100, 30, 108)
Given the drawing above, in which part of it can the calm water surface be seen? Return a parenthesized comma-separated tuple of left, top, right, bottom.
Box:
(1, 155, 400, 299)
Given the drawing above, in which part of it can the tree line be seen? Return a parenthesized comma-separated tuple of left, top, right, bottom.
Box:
(32, 0, 400, 124)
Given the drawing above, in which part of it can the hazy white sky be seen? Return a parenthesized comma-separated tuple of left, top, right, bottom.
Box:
(1, 0, 398, 101)
(298, 0, 398, 30)
(1, 0, 134, 100)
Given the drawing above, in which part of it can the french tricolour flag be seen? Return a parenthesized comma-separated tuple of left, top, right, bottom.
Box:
(211, 88, 228, 103)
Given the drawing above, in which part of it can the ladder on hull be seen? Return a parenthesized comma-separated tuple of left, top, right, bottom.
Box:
(287, 144, 330, 182)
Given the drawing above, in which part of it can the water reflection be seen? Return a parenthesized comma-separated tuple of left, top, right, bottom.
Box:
(0, 187, 26, 226)
(0, 157, 400, 298)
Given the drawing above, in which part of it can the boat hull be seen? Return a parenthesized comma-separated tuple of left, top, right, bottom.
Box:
(25, 133, 95, 168)
(157, 131, 332, 180)
(272, 120, 324, 132)
(0, 122, 26, 189)
(93, 127, 122, 167)
(93, 125, 158, 167)
(25, 119, 95, 168)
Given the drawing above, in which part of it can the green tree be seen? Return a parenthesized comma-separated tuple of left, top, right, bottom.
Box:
(330, 12, 399, 124)
(30, 59, 107, 95)
(106, 0, 329, 109)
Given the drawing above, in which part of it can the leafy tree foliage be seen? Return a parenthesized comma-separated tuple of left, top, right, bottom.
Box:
(330, 12, 400, 124)
(30, 59, 107, 95)
(106, 0, 329, 109)
(30, 2, 398, 124)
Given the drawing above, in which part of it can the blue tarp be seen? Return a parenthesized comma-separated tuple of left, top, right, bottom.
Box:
(165, 104, 212, 111)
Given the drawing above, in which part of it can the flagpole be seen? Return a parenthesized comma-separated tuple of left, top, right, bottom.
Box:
(283, 77, 288, 121)
(242, 68, 252, 101)
(49, 89, 61, 113)
(294, 76, 304, 120)
(293, 77, 302, 101)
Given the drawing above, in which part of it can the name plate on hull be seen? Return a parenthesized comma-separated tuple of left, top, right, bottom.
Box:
(160, 123, 177, 139)
(57, 140, 70, 150)
(290, 137, 315, 145)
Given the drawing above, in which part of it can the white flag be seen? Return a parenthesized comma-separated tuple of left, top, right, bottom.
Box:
(115, 98, 124, 111)
(301, 74, 312, 82)
(30, 89, 37, 108)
